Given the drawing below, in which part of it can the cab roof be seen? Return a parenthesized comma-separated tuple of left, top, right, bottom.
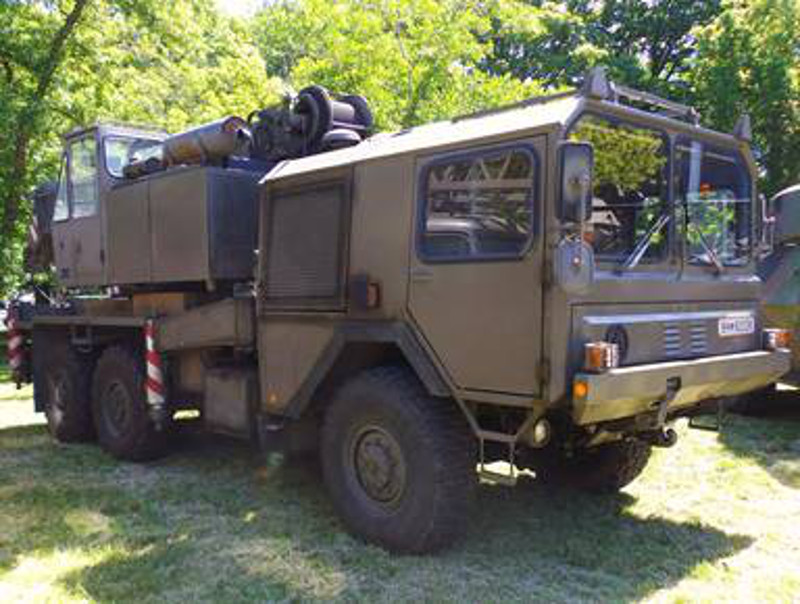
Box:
(264, 95, 580, 183)
(263, 66, 748, 184)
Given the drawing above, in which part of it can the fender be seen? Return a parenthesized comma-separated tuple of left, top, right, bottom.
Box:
(281, 321, 450, 419)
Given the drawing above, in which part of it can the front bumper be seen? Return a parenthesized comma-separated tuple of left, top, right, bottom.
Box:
(572, 349, 791, 425)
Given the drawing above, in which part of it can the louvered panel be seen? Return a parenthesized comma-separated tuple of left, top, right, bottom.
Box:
(262, 182, 349, 309)
(663, 323, 683, 357)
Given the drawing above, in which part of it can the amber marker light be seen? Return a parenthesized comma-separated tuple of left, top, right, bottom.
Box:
(764, 328, 792, 351)
(584, 341, 619, 373)
(573, 380, 589, 400)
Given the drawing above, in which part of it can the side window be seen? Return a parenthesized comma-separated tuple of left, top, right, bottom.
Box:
(53, 154, 69, 222)
(419, 146, 536, 261)
(69, 136, 99, 218)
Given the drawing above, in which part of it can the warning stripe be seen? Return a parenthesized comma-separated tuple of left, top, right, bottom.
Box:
(7, 318, 23, 371)
(144, 319, 166, 408)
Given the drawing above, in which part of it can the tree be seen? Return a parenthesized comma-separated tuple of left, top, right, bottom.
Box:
(0, 0, 91, 294)
(252, 0, 542, 131)
(691, 0, 800, 195)
(482, 0, 723, 100)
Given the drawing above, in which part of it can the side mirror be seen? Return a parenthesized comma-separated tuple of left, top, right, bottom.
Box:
(557, 142, 594, 224)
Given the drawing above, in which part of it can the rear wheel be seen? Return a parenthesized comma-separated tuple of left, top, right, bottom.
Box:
(38, 339, 95, 442)
(532, 439, 652, 493)
(320, 366, 475, 553)
(92, 345, 166, 462)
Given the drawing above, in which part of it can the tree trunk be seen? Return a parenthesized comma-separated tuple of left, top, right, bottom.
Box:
(1, 0, 90, 242)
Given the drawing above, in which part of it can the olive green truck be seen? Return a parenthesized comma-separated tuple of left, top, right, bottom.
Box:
(8, 68, 790, 553)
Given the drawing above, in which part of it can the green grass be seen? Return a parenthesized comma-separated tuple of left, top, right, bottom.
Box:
(1, 383, 799, 603)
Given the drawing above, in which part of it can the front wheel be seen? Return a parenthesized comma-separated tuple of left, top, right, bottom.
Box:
(531, 439, 652, 493)
(91, 345, 167, 462)
(320, 366, 476, 553)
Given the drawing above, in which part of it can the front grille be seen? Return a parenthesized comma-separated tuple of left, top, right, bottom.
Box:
(663, 323, 682, 357)
(663, 321, 709, 359)
(689, 321, 708, 355)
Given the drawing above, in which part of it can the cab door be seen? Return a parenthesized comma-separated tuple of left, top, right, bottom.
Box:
(52, 134, 104, 286)
(408, 138, 546, 396)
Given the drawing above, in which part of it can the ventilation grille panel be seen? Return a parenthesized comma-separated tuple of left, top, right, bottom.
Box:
(262, 182, 348, 307)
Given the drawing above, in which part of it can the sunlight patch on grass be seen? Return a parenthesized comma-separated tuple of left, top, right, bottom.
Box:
(0, 546, 120, 603)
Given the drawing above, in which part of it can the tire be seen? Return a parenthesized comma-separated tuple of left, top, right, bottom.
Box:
(37, 338, 95, 442)
(320, 366, 475, 553)
(91, 345, 166, 462)
(533, 439, 652, 493)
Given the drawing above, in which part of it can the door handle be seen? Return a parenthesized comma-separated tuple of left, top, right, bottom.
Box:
(410, 267, 434, 281)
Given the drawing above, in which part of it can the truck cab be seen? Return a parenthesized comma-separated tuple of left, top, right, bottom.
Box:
(50, 124, 164, 286)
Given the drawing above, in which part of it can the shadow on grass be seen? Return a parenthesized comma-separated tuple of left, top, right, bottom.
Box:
(0, 422, 753, 601)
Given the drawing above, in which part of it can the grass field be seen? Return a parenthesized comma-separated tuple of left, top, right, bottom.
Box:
(1, 380, 799, 603)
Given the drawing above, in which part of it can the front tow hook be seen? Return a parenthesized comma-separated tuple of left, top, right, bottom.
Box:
(639, 427, 678, 448)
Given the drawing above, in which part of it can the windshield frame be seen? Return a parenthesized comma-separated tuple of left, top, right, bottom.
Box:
(564, 107, 756, 274)
(565, 111, 674, 270)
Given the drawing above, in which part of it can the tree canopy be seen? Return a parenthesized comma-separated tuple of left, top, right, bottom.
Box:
(1, 0, 799, 296)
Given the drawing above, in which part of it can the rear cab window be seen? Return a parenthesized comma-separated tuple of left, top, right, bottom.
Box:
(418, 145, 537, 262)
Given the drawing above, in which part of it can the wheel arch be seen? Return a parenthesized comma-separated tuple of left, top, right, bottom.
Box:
(281, 322, 451, 420)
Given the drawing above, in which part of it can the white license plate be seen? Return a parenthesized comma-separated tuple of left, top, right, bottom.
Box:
(718, 316, 755, 337)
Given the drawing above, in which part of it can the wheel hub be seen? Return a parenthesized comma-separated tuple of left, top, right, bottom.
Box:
(352, 426, 407, 505)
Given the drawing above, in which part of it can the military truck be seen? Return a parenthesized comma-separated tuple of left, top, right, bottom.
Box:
(8, 68, 791, 553)
(732, 183, 800, 410)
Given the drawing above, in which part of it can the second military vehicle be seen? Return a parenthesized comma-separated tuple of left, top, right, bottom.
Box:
(9, 68, 790, 553)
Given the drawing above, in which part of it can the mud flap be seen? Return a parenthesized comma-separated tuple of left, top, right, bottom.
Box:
(687, 398, 725, 432)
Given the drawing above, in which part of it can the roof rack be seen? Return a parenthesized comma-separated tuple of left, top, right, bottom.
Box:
(581, 66, 700, 125)
(452, 66, 702, 126)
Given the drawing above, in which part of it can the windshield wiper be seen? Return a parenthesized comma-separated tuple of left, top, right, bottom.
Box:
(621, 213, 670, 270)
(687, 221, 724, 274)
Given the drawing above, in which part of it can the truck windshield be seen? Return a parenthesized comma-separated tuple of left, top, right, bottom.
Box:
(569, 115, 669, 265)
(675, 139, 752, 267)
(104, 137, 163, 178)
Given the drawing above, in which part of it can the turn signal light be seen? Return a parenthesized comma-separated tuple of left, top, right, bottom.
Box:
(573, 380, 589, 400)
(584, 341, 619, 373)
(764, 328, 792, 351)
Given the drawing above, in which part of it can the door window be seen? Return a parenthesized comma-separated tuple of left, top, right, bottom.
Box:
(53, 155, 69, 222)
(69, 137, 99, 218)
(419, 146, 536, 261)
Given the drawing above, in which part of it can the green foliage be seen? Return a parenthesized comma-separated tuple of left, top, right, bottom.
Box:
(252, 0, 542, 130)
(483, 0, 723, 99)
(691, 0, 800, 196)
(570, 117, 666, 193)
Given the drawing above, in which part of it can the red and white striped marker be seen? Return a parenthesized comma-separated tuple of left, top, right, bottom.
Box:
(7, 316, 24, 378)
(144, 319, 165, 409)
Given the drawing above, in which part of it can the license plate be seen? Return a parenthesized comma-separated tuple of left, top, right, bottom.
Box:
(718, 316, 755, 337)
